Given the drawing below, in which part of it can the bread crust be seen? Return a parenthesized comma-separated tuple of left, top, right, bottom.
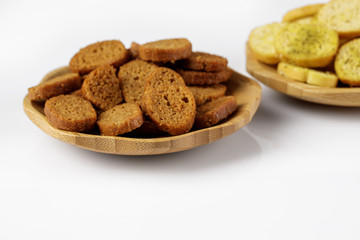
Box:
(44, 95, 97, 132)
(28, 73, 81, 102)
(195, 96, 237, 129)
(178, 51, 227, 72)
(138, 38, 192, 62)
(176, 68, 232, 85)
(282, 4, 324, 22)
(293, 16, 316, 25)
(142, 67, 196, 135)
(82, 65, 123, 110)
(335, 38, 360, 86)
(70, 40, 130, 75)
(97, 103, 144, 136)
(274, 23, 338, 68)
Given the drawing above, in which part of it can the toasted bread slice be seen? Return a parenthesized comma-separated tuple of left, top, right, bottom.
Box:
(28, 72, 82, 102)
(307, 70, 338, 87)
(44, 95, 97, 132)
(69, 89, 83, 97)
(274, 23, 338, 68)
(138, 38, 192, 62)
(142, 67, 196, 135)
(317, 0, 360, 38)
(188, 84, 227, 106)
(69, 40, 130, 75)
(195, 96, 237, 129)
(282, 4, 324, 22)
(249, 23, 284, 65)
(82, 65, 123, 110)
(176, 68, 232, 85)
(118, 60, 158, 106)
(178, 51, 228, 72)
(129, 42, 140, 59)
(335, 38, 360, 86)
(97, 103, 143, 136)
(277, 62, 308, 82)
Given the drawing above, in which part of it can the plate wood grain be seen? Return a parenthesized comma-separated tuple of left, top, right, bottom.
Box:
(23, 66, 261, 155)
(246, 44, 360, 107)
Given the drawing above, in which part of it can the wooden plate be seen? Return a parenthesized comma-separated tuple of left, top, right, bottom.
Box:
(246, 44, 360, 107)
(23, 66, 261, 155)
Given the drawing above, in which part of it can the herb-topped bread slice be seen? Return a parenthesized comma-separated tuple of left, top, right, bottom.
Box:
(274, 23, 338, 68)
(317, 0, 360, 38)
(249, 23, 285, 65)
(335, 38, 360, 86)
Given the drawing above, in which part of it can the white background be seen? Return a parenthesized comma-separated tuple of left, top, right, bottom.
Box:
(1, 0, 360, 239)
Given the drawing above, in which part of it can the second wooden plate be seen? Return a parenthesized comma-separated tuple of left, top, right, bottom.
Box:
(246, 44, 360, 107)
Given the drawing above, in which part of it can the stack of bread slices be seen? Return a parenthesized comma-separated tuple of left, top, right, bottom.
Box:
(249, 0, 360, 88)
(28, 38, 237, 136)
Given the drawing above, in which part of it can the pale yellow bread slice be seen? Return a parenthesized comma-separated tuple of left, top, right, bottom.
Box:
(335, 38, 360, 86)
(317, 0, 360, 38)
(277, 62, 308, 82)
(278, 61, 338, 87)
(306, 70, 338, 87)
(282, 4, 324, 22)
(293, 16, 316, 25)
(249, 23, 284, 64)
(274, 23, 338, 68)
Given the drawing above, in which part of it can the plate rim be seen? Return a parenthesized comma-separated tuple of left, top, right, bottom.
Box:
(23, 66, 262, 155)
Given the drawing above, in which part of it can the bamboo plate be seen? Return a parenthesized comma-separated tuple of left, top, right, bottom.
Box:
(246, 44, 360, 107)
(23, 66, 261, 155)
